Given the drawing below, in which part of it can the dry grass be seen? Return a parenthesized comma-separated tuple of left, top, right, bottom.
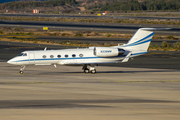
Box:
(1, 37, 180, 51)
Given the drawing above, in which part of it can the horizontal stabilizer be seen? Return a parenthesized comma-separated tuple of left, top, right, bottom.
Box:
(122, 51, 132, 63)
(140, 28, 171, 31)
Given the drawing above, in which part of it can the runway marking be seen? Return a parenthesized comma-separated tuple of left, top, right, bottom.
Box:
(0, 80, 180, 85)
(100, 80, 180, 83)
(0, 82, 63, 84)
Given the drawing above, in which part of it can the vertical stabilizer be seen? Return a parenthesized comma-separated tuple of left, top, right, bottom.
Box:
(121, 28, 154, 51)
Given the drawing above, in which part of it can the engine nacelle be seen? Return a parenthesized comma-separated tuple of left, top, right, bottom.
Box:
(93, 47, 125, 57)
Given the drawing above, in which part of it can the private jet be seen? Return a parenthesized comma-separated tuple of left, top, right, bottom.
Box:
(7, 28, 167, 74)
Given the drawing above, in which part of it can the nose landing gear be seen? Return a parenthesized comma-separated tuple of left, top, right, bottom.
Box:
(19, 66, 25, 74)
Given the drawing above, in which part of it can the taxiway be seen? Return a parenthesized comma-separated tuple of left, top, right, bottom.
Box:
(0, 62, 180, 120)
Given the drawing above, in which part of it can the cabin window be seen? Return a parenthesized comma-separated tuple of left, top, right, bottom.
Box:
(93, 47, 96, 55)
(57, 55, 61, 58)
(50, 55, 54, 58)
(79, 54, 83, 57)
(65, 54, 68, 58)
(42, 55, 46, 59)
(72, 54, 76, 57)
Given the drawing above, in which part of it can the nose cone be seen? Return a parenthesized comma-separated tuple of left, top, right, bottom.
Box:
(7, 59, 16, 65)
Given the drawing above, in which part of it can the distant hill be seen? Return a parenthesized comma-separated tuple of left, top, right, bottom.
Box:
(0, 0, 78, 13)
(0, 0, 180, 13)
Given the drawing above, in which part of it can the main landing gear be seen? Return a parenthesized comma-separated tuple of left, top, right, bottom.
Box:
(82, 64, 97, 74)
(19, 66, 25, 74)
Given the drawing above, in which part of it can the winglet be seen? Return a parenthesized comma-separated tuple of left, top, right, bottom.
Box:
(44, 47, 47, 51)
(122, 51, 132, 63)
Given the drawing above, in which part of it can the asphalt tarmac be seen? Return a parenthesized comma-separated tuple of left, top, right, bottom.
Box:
(0, 62, 180, 120)
(1, 13, 180, 20)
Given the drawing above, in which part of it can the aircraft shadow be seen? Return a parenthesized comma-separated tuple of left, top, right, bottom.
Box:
(38, 70, 177, 75)
(0, 99, 178, 109)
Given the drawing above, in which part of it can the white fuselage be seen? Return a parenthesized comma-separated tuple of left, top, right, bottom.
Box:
(8, 47, 139, 66)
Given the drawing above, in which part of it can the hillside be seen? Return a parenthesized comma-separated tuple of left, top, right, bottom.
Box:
(0, 0, 78, 13)
(85, 0, 180, 12)
(0, 0, 180, 14)
(100, 0, 180, 11)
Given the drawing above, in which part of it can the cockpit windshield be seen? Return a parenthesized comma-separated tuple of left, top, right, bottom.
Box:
(17, 53, 27, 57)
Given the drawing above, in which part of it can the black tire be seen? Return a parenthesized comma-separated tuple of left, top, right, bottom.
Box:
(84, 69, 89, 73)
(91, 69, 96, 74)
(19, 71, 24, 74)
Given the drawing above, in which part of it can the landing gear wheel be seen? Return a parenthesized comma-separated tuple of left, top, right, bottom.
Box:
(91, 69, 96, 74)
(19, 71, 24, 74)
(82, 64, 97, 74)
(19, 66, 25, 75)
(84, 69, 89, 73)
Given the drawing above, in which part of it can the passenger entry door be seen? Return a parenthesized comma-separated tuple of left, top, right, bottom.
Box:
(29, 53, 35, 64)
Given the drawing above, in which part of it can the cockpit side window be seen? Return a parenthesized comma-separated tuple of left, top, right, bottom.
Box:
(17, 53, 24, 56)
(17, 53, 27, 57)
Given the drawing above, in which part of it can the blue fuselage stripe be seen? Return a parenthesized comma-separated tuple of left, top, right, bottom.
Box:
(15, 55, 127, 62)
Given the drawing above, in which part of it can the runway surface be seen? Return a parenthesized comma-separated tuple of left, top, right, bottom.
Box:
(0, 62, 180, 120)
(1, 13, 180, 20)
(0, 20, 179, 35)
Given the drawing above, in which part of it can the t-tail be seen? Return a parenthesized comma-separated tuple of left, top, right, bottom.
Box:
(120, 28, 170, 51)
(120, 28, 155, 51)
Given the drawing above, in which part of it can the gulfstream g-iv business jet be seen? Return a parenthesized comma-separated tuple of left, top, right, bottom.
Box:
(7, 28, 167, 74)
